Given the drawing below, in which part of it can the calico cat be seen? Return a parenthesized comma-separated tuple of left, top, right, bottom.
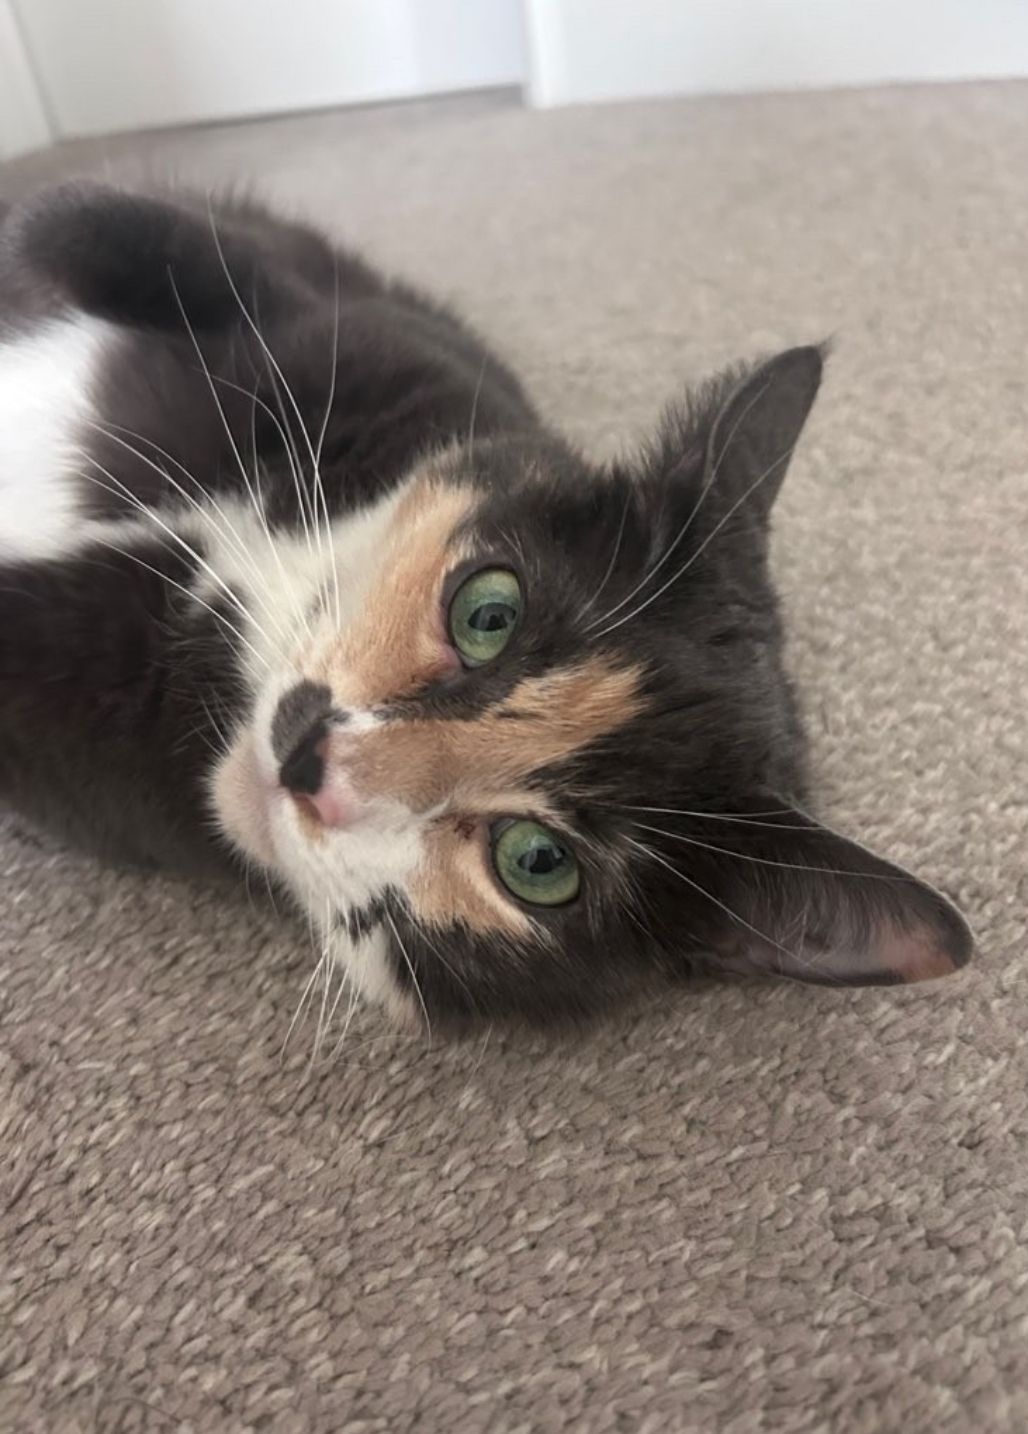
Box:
(0, 183, 971, 1028)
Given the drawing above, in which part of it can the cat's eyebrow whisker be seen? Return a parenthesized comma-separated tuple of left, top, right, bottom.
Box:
(206, 204, 338, 613)
(76, 458, 286, 668)
(580, 485, 632, 618)
(385, 910, 432, 1044)
(630, 821, 903, 880)
(625, 835, 805, 965)
(592, 437, 796, 639)
(588, 377, 772, 630)
(466, 355, 488, 460)
(205, 204, 312, 546)
(168, 265, 316, 652)
(166, 267, 281, 552)
(209, 360, 314, 571)
(211, 370, 323, 641)
(242, 375, 316, 647)
(614, 803, 813, 828)
(314, 256, 343, 629)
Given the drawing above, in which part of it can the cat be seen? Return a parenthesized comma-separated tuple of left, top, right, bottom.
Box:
(0, 183, 972, 1029)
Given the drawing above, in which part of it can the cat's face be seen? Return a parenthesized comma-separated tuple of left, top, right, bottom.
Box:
(213, 350, 972, 1027)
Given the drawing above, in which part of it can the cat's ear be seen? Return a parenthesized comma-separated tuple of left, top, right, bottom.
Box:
(705, 346, 824, 517)
(667, 807, 972, 986)
(12, 183, 270, 331)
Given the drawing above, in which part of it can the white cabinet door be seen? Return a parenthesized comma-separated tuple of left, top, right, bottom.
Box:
(524, 0, 1028, 107)
(14, 0, 526, 139)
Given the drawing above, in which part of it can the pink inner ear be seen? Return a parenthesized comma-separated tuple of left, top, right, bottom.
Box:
(879, 921, 967, 984)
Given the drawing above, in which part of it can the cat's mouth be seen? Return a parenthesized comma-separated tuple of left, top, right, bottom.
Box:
(212, 712, 426, 914)
(213, 723, 357, 864)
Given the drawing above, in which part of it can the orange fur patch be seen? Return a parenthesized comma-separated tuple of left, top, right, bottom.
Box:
(308, 477, 478, 706)
(328, 660, 644, 814)
(407, 820, 533, 938)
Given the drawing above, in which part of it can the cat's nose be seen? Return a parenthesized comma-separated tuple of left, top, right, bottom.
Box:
(279, 721, 326, 796)
(271, 681, 333, 766)
(279, 724, 356, 829)
(273, 682, 358, 828)
(278, 717, 362, 831)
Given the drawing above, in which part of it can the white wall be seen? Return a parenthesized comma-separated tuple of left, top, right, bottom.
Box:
(13, 0, 525, 139)
(0, 0, 52, 157)
(524, 0, 1028, 107)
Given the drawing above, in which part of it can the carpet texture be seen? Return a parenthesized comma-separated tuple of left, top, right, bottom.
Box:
(2, 82, 1026, 1432)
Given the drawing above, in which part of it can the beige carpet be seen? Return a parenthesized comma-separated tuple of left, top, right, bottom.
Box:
(2, 82, 1026, 1432)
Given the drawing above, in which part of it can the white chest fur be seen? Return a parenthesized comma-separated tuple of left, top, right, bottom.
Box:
(0, 314, 113, 562)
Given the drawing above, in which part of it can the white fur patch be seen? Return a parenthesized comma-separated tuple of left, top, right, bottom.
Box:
(0, 315, 114, 562)
(202, 481, 425, 1020)
(192, 485, 405, 688)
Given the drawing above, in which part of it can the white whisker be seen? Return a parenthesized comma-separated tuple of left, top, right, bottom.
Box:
(206, 204, 331, 579)
(581, 485, 632, 617)
(166, 267, 269, 538)
(592, 436, 797, 639)
(84, 533, 271, 674)
(466, 355, 487, 459)
(315, 256, 343, 628)
(589, 377, 771, 630)
(87, 420, 293, 650)
(415, 921, 477, 1008)
(615, 803, 810, 828)
(167, 265, 314, 652)
(309, 905, 335, 1072)
(77, 456, 285, 666)
(386, 910, 431, 1042)
(329, 962, 362, 1061)
(210, 367, 313, 563)
(281, 942, 327, 1062)
(630, 822, 900, 879)
(626, 835, 802, 965)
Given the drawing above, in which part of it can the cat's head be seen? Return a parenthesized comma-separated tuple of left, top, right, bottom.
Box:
(212, 346, 972, 1026)
(18, 182, 968, 1027)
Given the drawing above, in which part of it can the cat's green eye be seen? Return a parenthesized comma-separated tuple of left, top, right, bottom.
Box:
(448, 568, 521, 667)
(492, 820, 580, 907)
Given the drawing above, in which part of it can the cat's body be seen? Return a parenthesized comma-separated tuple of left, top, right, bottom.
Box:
(0, 184, 971, 1028)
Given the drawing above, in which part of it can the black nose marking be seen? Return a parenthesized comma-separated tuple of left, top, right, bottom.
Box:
(271, 681, 333, 765)
(280, 722, 326, 796)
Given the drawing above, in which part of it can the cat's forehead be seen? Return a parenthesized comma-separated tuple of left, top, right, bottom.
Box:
(299, 467, 649, 778)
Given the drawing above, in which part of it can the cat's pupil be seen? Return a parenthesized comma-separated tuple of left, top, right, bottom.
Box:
(520, 843, 563, 876)
(470, 602, 514, 633)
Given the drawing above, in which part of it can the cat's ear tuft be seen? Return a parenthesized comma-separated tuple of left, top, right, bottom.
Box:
(664, 806, 973, 987)
(705, 345, 825, 517)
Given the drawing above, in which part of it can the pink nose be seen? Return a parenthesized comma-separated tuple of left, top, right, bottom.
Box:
(278, 721, 357, 829)
(294, 774, 356, 830)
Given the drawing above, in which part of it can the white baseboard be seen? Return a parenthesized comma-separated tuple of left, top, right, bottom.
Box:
(524, 0, 1028, 107)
